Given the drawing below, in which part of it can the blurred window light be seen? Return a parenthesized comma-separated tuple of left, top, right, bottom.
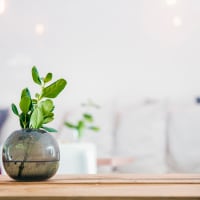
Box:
(35, 24, 45, 36)
(172, 16, 182, 27)
(0, 0, 6, 15)
(165, 0, 177, 6)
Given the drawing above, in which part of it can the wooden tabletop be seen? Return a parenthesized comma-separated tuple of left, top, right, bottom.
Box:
(0, 174, 200, 199)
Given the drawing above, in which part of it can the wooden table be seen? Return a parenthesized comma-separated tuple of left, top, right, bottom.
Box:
(0, 174, 200, 199)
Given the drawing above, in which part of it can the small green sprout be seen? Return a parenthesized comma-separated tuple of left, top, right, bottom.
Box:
(64, 100, 100, 139)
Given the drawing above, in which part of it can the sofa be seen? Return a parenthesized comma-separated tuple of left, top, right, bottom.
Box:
(1, 97, 200, 174)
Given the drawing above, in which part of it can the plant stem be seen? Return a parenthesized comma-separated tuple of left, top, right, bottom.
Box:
(17, 135, 32, 178)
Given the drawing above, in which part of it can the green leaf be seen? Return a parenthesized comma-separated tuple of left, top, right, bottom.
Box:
(64, 122, 77, 129)
(78, 120, 85, 129)
(32, 99, 37, 104)
(42, 126, 57, 132)
(11, 103, 19, 116)
(77, 120, 85, 138)
(19, 113, 30, 129)
(21, 88, 31, 99)
(42, 79, 67, 98)
(19, 113, 25, 128)
(32, 66, 42, 85)
(30, 107, 43, 128)
(20, 96, 31, 114)
(89, 126, 100, 132)
(46, 112, 54, 117)
(81, 100, 100, 109)
(83, 113, 93, 122)
(43, 117, 54, 124)
(38, 99, 54, 115)
(44, 73, 53, 83)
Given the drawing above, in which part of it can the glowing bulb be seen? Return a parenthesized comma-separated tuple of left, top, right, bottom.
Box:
(0, 0, 6, 15)
(35, 24, 45, 36)
(165, 0, 177, 6)
(172, 16, 182, 27)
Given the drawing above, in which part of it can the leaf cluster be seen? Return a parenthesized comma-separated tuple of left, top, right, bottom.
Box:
(12, 66, 67, 132)
(64, 102, 100, 139)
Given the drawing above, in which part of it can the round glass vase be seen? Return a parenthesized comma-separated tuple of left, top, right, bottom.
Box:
(2, 129, 60, 181)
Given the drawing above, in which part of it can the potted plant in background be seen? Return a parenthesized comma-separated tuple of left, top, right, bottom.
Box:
(2, 66, 67, 181)
(58, 100, 100, 174)
(64, 100, 100, 141)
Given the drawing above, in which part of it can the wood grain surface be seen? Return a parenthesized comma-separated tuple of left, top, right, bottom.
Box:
(0, 174, 200, 200)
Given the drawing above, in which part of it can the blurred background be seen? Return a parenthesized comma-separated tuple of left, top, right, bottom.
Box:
(1, 0, 200, 174)
(1, 0, 200, 105)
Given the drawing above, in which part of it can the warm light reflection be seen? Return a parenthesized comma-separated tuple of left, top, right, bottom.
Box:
(0, 0, 6, 15)
(35, 24, 45, 36)
(165, 0, 177, 6)
(172, 16, 182, 27)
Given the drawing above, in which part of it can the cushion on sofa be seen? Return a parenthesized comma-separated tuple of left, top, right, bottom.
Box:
(115, 100, 167, 173)
(167, 103, 200, 172)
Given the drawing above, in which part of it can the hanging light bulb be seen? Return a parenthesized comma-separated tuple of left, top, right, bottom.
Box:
(35, 24, 45, 36)
(172, 16, 182, 27)
(165, 0, 177, 6)
(0, 0, 6, 15)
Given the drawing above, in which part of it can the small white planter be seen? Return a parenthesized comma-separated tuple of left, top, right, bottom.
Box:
(58, 142, 97, 174)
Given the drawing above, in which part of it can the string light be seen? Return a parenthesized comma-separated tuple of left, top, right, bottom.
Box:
(165, 0, 177, 6)
(35, 24, 45, 36)
(0, 0, 6, 15)
(172, 16, 182, 27)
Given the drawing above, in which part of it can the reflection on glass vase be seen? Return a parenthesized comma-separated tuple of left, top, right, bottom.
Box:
(2, 129, 60, 181)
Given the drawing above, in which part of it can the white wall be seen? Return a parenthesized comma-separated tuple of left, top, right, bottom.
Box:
(0, 0, 200, 107)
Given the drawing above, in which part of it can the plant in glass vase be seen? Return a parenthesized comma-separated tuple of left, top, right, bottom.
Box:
(64, 100, 100, 141)
(2, 66, 67, 181)
(58, 100, 100, 174)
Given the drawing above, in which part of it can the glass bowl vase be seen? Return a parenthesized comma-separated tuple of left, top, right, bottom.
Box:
(2, 129, 59, 181)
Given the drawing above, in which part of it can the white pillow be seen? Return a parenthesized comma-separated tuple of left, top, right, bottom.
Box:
(167, 102, 200, 172)
(115, 100, 167, 173)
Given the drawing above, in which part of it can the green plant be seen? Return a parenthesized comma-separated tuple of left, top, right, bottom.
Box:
(64, 100, 100, 139)
(11, 66, 67, 132)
